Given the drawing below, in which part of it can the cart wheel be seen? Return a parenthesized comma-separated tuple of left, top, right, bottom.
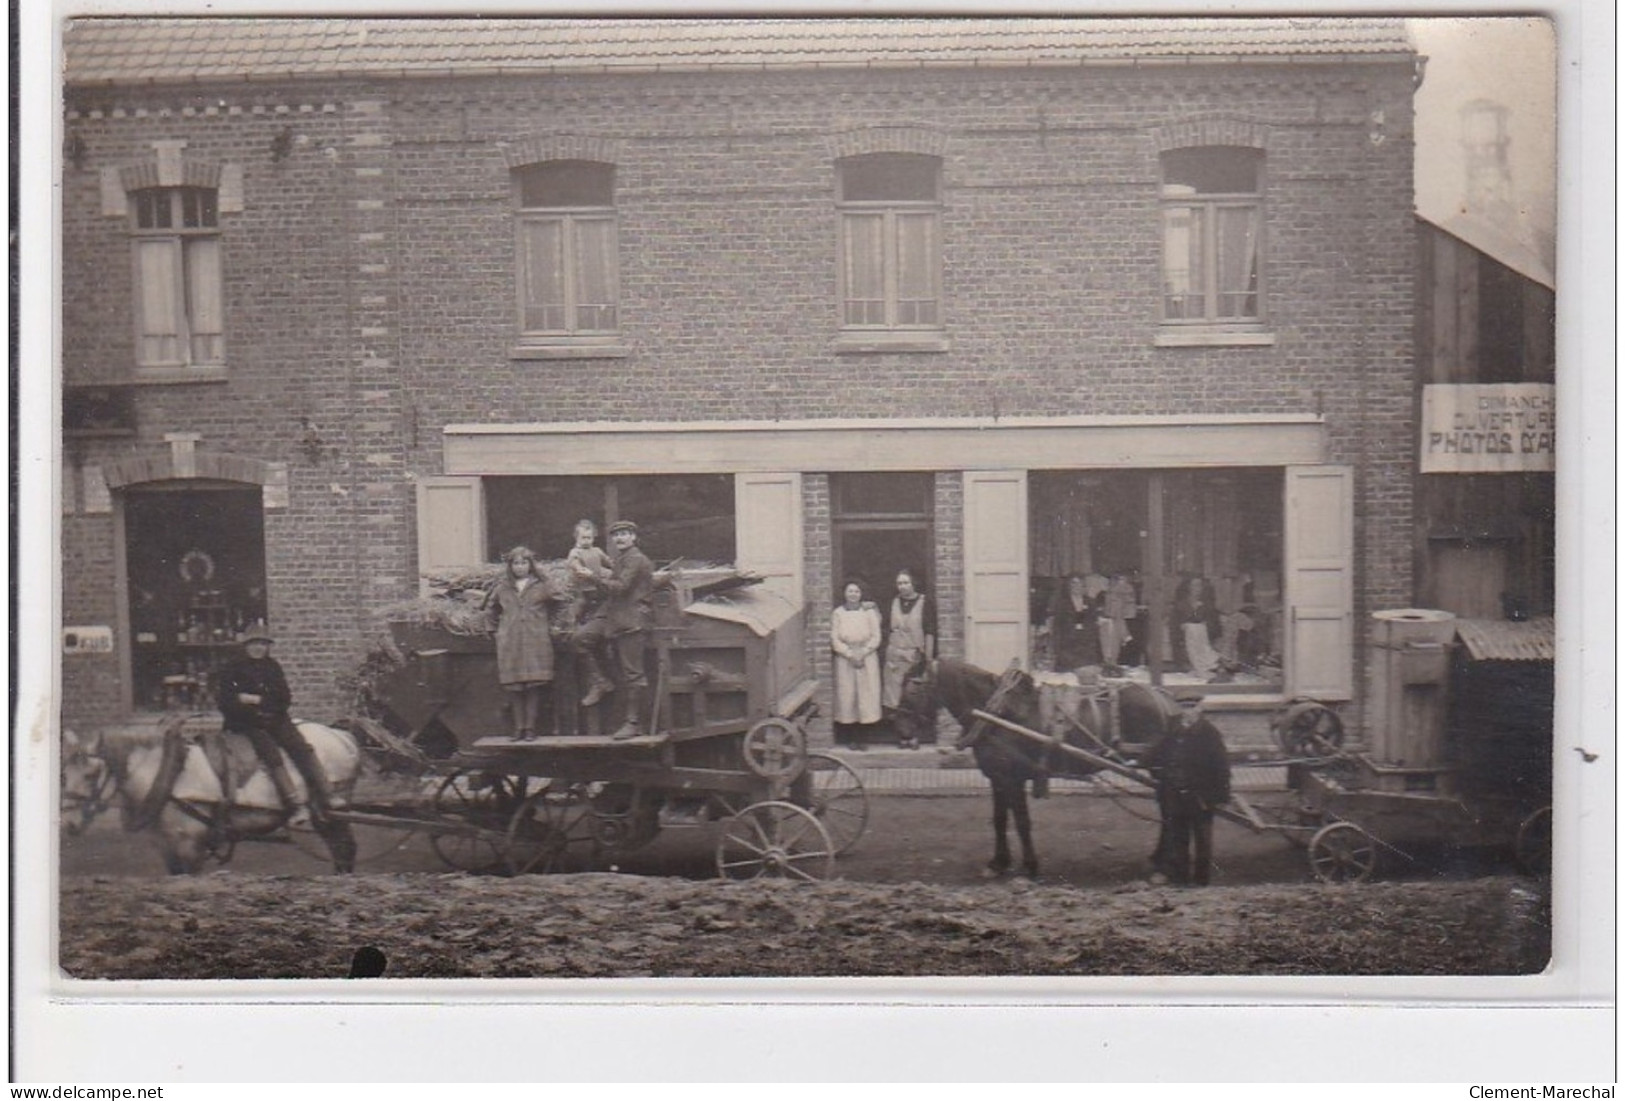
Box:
(741, 718, 808, 782)
(430, 770, 531, 874)
(1274, 701, 1346, 758)
(716, 800, 835, 882)
(504, 784, 599, 876)
(1308, 821, 1378, 883)
(1515, 806, 1552, 877)
(793, 752, 870, 854)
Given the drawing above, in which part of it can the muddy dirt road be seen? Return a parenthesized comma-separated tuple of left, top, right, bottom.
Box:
(59, 791, 1549, 980)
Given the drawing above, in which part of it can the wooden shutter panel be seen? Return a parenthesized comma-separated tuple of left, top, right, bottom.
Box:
(1284, 465, 1354, 699)
(963, 469, 1030, 671)
(415, 476, 486, 593)
(734, 473, 804, 605)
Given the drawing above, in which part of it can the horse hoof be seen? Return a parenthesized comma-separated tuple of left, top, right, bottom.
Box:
(981, 865, 1008, 880)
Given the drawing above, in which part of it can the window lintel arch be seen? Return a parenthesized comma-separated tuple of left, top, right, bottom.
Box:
(825, 125, 948, 161)
(500, 134, 622, 171)
(1151, 118, 1270, 156)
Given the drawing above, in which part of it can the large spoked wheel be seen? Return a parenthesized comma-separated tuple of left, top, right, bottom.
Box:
(793, 752, 870, 854)
(716, 801, 835, 882)
(1308, 821, 1379, 884)
(1514, 806, 1552, 877)
(430, 770, 532, 873)
(741, 718, 808, 782)
(1273, 701, 1346, 758)
(504, 784, 599, 876)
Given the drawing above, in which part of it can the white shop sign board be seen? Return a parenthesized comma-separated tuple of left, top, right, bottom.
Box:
(64, 626, 114, 654)
(1420, 383, 1556, 473)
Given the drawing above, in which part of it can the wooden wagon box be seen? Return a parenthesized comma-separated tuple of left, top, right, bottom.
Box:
(663, 588, 814, 740)
(375, 588, 813, 756)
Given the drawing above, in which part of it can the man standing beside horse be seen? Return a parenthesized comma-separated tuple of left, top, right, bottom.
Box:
(216, 622, 335, 828)
(1138, 701, 1232, 886)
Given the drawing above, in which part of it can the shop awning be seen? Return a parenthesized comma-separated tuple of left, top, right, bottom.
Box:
(1454, 617, 1555, 662)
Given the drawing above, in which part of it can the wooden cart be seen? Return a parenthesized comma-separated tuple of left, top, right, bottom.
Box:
(965, 659, 1550, 886)
(341, 586, 868, 878)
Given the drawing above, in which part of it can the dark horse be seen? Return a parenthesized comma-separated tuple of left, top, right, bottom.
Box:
(893, 657, 1183, 879)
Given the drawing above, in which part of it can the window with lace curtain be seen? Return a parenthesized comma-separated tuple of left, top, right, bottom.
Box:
(1160, 147, 1263, 326)
(514, 160, 620, 351)
(130, 186, 224, 368)
(837, 153, 943, 342)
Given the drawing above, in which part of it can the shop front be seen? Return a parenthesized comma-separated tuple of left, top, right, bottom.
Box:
(427, 415, 1353, 732)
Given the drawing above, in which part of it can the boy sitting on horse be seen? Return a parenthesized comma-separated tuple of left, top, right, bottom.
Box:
(1138, 700, 1232, 886)
(216, 623, 334, 828)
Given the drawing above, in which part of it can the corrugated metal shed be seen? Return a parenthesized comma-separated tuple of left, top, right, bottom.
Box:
(63, 17, 1414, 85)
(1454, 616, 1556, 662)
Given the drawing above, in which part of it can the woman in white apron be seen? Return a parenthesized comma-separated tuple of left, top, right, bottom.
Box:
(831, 579, 884, 747)
(882, 569, 937, 747)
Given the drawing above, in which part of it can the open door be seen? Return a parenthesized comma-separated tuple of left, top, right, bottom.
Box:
(963, 469, 1029, 671)
(1284, 465, 1353, 699)
(415, 476, 486, 591)
(735, 472, 804, 605)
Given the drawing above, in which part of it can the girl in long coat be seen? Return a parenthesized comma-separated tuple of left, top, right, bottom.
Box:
(831, 579, 883, 746)
(485, 546, 557, 740)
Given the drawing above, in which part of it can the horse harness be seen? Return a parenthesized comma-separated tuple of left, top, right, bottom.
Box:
(114, 720, 288, 861)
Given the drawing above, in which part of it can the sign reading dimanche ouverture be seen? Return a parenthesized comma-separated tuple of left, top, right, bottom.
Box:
(1420, 383, 1556, 473)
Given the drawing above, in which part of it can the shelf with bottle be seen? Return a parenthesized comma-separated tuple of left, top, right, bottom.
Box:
(175, 593, 253, 648)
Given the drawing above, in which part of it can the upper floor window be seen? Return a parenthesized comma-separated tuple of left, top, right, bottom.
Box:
(1160, 147, 1262, 324)
(838, 154, 941, 330)
(131, 186, 223, 367)
(514, 160, 619, 341)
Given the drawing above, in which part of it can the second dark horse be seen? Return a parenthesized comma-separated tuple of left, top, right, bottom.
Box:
(893, 657, 1183, 879)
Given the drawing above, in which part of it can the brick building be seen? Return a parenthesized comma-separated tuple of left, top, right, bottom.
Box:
(60, 18, 1421, 744)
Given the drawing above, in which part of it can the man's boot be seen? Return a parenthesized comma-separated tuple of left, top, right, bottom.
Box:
(579, 653, 614, 708)
(508, 691, 529, 740)
(611, 686, 646, 741)
(265, 757, 311, 828)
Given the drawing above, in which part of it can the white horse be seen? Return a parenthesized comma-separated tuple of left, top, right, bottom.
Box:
(62, 717, 362, 874)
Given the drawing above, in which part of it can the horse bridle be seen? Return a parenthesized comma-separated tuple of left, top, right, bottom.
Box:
(890, 658, 942, 739)
(61, 739, 115, 834)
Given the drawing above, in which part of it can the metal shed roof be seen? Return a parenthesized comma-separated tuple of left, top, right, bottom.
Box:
(1455, 617, 1556, 662)
(63, 17, 1414, 85)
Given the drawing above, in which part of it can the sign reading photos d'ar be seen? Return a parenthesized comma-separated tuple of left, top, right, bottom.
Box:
(1421, 383, 1556, 473)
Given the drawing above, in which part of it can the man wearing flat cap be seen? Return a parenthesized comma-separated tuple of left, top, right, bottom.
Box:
(1137, 699, 1231, 886)
(216, 622, 333, 827)
(572, 519, 656, 739)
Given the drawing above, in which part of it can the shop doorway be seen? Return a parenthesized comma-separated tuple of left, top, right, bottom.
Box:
(830, 473, 935, 610)
(123, 483, 267, 710)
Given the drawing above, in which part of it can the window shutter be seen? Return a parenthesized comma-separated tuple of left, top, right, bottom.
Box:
(415, 477, 487, 593)
(1284, 465, 1354, 699)
(963, 469, 1030, 671)
(734, 473, 804, 605)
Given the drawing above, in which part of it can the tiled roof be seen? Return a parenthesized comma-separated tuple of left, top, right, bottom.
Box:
(1455, 617, 1556, 663)
(63, 17, 1414, 85)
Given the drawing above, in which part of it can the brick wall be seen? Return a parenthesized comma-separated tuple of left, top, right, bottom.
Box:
(61, 59, 1418, 728)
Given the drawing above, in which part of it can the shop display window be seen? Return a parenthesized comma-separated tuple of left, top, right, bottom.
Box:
(484, 474, 736, 567)
(1029, 468, 1283, 689)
